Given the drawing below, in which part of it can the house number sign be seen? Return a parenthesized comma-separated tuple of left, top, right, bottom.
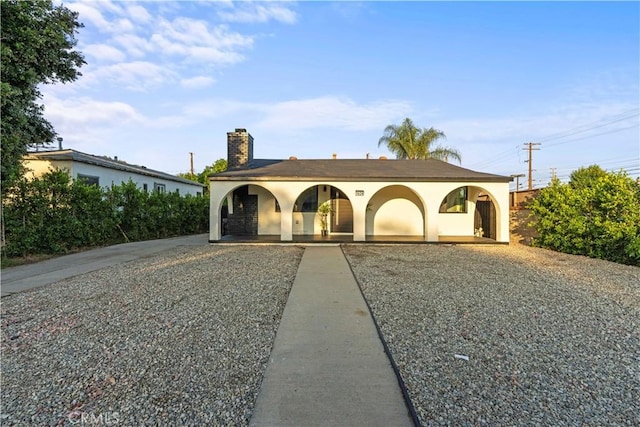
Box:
(355, 190, 364, 196)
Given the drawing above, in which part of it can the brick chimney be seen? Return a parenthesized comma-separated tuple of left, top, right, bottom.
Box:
(227, 128, 254, 169)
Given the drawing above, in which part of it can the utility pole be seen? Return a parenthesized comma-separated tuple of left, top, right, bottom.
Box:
(189, 152, 194, 177)
(510, 173, 526, 191)
(523, 142, 541, 190)
(550, 167, 557, 181)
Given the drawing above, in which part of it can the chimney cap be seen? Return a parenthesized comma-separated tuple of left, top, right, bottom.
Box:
(234, 128, 247, 133)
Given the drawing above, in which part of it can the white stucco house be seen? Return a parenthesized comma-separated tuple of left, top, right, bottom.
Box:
(209, 129, 511, 243)
(24, 149, 206, 196)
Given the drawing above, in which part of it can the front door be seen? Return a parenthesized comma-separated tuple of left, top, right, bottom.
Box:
(330, 188, 353, 233)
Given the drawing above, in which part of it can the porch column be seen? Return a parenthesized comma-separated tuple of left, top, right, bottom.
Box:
(426, 208, 439, 242)
(353, 204, 366, 241)
(280, 201, 294, 241)
(209, 194, 220, 241)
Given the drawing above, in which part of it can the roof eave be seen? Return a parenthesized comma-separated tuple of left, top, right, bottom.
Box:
(209, 176, 511, 183)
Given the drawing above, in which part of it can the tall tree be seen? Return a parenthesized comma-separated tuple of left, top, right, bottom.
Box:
(1, 0, 85, 190)
(178, 158, 228, 191)
(378, 117, 461, 163)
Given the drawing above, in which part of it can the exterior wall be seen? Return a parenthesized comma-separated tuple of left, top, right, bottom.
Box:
(24, 159, 204, 196)
(248, 185, 281, 235)
(366, 185, 424, 236)
(210, 180, 510, 243)
(437, 206, 475, 236)
(24, 159, 72, 178)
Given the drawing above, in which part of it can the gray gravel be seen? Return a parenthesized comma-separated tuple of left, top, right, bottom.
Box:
(1, 245, 303, 426)
(343, 244, 640, 426)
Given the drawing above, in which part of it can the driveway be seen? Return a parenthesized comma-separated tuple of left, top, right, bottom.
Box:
(1, 234, 209, 297)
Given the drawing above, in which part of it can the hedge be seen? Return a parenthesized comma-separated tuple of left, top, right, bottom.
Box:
(528, 166, 640, 266)
(2, 169, 209, 257)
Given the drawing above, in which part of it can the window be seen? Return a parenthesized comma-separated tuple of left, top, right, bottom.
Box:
(154, 183, 166, 194)
(275, 199, 281, 212)
(439, 187, 467, 213)
(294, 187, 318, 212)
(143, 183, 148, 193)
(77, 174, 99, 186)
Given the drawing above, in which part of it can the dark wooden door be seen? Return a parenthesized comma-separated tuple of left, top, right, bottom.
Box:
(475, 200, 496, 239)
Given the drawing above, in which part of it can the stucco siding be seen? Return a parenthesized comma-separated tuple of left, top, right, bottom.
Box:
(372, 199, 423, 235)
(209, 179, 510, 242)
(249, 185, 281, 235)
(24, 158, 203, 196)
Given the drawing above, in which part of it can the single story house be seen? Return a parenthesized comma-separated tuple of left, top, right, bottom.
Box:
(24, 149, 206, 196)
(209, 129, 511, 243)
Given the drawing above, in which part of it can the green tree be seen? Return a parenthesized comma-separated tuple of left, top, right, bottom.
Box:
(178, 158, 227, 189)
(1, 0, 85, 190)
(378, 117, 461, 163)
(198, 158, 228, 182)
(528, 166, 640, 266)
(569, 164, 608, 190)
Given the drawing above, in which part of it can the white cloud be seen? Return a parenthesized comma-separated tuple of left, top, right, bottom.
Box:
(181, 96, 412, 132)
(84, 43, 126, 62)
(257, 96, 412, 131)
(218, 3, 298, 24)
(69, 2, 112, 32)
(111, 34, 153, 58)
(126, 4, 152, 24)
(150, 19, 253, 64)
(83, 61, 177, 90)
(69, 2, 133, 34)
(45, 95, 145, 125)
(180, 76, 216, 89)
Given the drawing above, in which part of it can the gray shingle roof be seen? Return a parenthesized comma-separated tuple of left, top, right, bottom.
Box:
(211, 159, 511, 182)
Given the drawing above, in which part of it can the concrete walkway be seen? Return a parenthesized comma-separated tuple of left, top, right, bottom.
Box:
(1, 234, 209, 297)
(250, 246, 413, 427)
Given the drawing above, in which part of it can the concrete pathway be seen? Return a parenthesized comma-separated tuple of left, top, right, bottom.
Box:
(250, 246, 414, 427)
(1, 234, 209, 297)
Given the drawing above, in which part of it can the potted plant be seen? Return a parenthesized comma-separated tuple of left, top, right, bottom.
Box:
(317, 200, 333, 236)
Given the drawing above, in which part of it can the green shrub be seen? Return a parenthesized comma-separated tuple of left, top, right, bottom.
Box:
(528, 166, 640, 266)
(2, 170, 209, 258)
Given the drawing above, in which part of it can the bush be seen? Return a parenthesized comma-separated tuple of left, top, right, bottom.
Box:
(2, 170, 209, 258)
(528, 166, 640, 266)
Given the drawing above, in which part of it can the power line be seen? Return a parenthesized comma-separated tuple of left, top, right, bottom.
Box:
(535, 108, 639, 144)
(544, 123, 639, 148)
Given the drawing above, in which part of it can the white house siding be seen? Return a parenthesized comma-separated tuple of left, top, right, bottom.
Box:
(24, 158, 204, 196)
(367, 185, 424, 236)
(248, 185, 281, 235)
(210, 180, 510, 242)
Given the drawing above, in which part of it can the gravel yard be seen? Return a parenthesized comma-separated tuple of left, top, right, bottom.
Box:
(1, 245, 303, 426)
(343, 243, 640, 426)
(3, 242, 639, 426)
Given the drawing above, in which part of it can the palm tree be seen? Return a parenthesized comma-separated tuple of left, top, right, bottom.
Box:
(378, 118, 461, 163)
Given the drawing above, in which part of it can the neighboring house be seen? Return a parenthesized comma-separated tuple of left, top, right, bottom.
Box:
(209, 129, 512, 243)
(23, 149, 205, 196)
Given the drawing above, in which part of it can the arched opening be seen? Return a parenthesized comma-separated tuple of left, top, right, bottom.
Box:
(437, 186, 501, 241)
(472, 188, 497, 240)
(219, 184, 281, 237)
(291, 184, 353, 236)
(366, 185, 425, 237)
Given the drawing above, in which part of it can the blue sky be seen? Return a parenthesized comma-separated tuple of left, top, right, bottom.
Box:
(43, 1, 639, 189)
